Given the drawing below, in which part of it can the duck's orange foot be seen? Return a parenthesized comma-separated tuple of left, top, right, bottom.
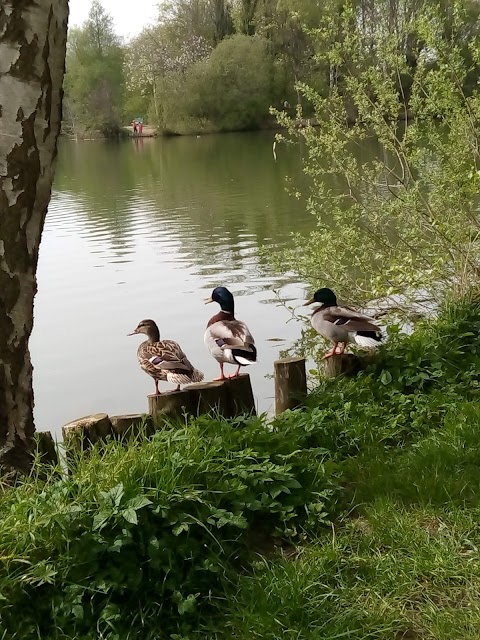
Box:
(321, 351, 335, 360)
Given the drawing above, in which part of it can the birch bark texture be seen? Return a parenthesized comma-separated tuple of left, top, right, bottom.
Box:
(0, 1, 68, 472)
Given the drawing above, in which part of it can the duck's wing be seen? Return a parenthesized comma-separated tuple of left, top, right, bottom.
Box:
(141, 341, 192, 372)
(208, 320, 256, 352)
(324, 306, 381, 333)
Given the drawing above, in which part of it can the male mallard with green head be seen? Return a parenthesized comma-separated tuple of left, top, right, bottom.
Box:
(304, 288, 382, 359)
(129, 319, 204, 394)
(204, 286, 257, 380)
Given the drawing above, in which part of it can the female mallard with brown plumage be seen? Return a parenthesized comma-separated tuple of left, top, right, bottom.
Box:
(304, 288, 382, 359)
(128, 319, 204, 394)
(204, 286, 257, 380)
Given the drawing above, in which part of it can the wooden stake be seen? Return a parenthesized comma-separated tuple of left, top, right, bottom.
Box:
(110, 414, 147, 439)
(148, 374, 256, 421)
(274, 357, 307, 415)
(186, 380, 230, 417)
(62, 413, 113, 454)
(148, 389, 195, 420)
(323, 353, 362, 378)
(35, 431, 58, 466)
(222, 374, 256, 417)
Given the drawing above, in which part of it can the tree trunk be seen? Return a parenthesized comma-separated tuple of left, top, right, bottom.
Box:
(0, 1, 68, 474)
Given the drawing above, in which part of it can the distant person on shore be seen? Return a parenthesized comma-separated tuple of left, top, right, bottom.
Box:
(138, 121, 143, 135)
(132, 119, 137, 135)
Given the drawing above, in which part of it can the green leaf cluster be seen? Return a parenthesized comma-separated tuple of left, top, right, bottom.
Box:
(0, 411, 332, 638)
(4, 296, 480, 638)
(270, 0, 480, 308)
(158, 35, 275, 134)
(64, 1, 126, 137)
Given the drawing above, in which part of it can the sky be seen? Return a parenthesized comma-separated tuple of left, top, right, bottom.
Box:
(68, 0, 159, 40)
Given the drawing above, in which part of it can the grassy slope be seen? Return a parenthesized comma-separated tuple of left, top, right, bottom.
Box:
(2, 297, 480, 639)
(209, 297, 480, 639)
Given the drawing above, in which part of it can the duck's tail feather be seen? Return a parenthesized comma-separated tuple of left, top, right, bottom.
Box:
(354, 331, 382, 348)
(167, 368, 204, 385)
(232, 344, 257, 366)
(191, 368, 204, 382)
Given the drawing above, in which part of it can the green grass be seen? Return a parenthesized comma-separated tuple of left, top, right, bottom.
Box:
(0, 414, 332, 639)
(213, 502, 480, 639)
(205, 295, 480, 639)
(3, 295, 480, 639)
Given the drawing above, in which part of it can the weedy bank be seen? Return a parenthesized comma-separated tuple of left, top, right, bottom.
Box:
(2, 297, 480, 639)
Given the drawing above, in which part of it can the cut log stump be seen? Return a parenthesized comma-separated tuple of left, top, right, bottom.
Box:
(62, 413, 113, 455)
(35, 431, 58, 466)
(148, 374, 256, 422)
(274, 357, 307, 415)
(323, 353, 363, 378)
(110, 414, 147, 439)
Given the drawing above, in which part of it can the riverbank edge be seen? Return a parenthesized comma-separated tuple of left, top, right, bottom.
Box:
(1, 293, 479, 638)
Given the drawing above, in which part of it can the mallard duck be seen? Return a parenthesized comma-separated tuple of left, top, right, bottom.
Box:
(128, 319, 204, 394)
(204, 286, 257, 380)
(303, 288, 382, 359)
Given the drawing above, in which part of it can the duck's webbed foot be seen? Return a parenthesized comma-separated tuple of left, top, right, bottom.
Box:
(213, 362, 226, 381)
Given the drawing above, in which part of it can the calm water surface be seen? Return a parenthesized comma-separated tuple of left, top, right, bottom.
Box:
(31, 132, 316, 436)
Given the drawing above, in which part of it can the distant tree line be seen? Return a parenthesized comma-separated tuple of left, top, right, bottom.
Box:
(63, 0, 480, 137)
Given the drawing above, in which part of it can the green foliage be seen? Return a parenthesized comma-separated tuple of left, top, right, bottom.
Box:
(215, 504, 480, 639)
(64, 1, 125, 137)
(270, 0, 480, 307)
(207, 295, 480, 639)
(159, 35, 274, 133)
(121, 0, 324, 133)
(5, 298, 480, 638)
(0, 414, 331, 639)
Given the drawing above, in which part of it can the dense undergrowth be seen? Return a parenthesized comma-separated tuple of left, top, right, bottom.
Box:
(2, 296, 480, 638)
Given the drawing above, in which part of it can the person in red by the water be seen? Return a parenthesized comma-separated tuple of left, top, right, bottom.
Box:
(138, 121, 143, 135)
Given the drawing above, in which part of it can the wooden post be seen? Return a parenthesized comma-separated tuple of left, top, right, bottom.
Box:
(274, 357, 307, 415)
(223, 374, 256, 417)
(323, 353, 362, 378)
(35, 431, 58, 466)
(62, 413, 113, 454)
(186, 380, 230, 417)
(148, 374, 256, 422)
(110, 414, 148, 439)
(148, 389, 195, 420)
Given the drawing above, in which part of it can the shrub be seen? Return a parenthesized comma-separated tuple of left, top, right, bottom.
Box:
(159, 35, 274, 134)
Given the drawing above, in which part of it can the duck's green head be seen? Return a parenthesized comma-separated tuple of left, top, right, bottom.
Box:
(304, 287, 337, 307)
(205, 286, 235, 313)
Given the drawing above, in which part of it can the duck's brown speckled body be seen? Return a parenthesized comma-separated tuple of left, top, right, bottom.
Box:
(129, 319, 204, 394)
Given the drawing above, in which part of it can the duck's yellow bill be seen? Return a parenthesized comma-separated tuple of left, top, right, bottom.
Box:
(303, 297, 315, 306)
(204, 297, 213, 304)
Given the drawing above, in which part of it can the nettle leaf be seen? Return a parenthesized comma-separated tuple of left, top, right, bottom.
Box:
(100, 482, 124, 507)
(127, 495, 152, 511)
(109, 537, 128, 553)
(172, 522, 190, 536)
(72, 604, 84, 620)
(177, 593, 198, 615)
(93, 510, 111, 531)
(380, 370, 393, 385)
(122, 508, 138, 525)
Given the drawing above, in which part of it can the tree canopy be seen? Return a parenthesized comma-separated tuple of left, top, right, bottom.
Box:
(64, 0, 125, 137)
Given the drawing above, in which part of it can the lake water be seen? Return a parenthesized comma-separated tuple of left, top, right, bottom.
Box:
(31, 132, 317, 436)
